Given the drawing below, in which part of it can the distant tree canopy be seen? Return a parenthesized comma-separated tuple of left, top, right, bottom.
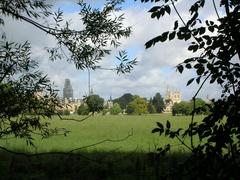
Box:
(113, 93, 134, 109)
(172, 98, 207, 116)
(126, 97, 148, 115)
(147, 99, 156, 114)
(86, 94, 104, 113)
(152, 92, 165, 113)
(110, 103, 122, 115)
(77, 104, 89, 115)
(0, 0, 133, 144)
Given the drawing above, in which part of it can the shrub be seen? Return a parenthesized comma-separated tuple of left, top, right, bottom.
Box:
(77, 104, 89, 115)
(110, 103, 122, 115)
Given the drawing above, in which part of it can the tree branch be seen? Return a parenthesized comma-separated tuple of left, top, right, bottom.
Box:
(0, 129, 133, 162)
(212, 0, 220, 19)
(58, 113, 94, 123)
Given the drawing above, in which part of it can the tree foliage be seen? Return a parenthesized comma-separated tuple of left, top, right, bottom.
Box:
(126, 97, 148, 115)
(77, 104, 89, 115)
(152, 92, 165, 113)
(113, 93, 134, 109)
(0, 0, 134, 144)
(110, 103, 122, 115)
(147, 99, 157, 114)
(86, 94, 104, 113)
(172, 101, 191, 116)
(172, 98, 207, 116)
(142, 0, 240, 178)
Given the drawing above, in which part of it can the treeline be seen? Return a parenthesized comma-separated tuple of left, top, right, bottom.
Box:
(76, 92, 165, 115)
(65, 93, 209, 116)
(113, 93, 165, 115)
(172, 98, 210, 116)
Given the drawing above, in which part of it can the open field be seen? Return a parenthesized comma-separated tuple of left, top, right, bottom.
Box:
(0, 114, 205, 179)
(0, 114, 204, 153)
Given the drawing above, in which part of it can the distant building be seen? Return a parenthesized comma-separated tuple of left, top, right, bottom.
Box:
(63, 79, 73, 100)
(164, 89, 182, 112)
(104, 95, 113, 109)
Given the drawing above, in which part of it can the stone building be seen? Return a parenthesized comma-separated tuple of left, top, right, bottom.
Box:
(164, 89, 182, 112)
(63, 79, 73, 100)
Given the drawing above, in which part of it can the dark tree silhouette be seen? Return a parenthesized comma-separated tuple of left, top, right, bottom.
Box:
(86, 94, 104, 113)
(113, 93, 134, 109)
(142, 0, 240, 179)
(152, 92, 165, 113)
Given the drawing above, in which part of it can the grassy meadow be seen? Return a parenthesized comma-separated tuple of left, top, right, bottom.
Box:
(0, 114, 204, 153)
(0, 114, 205, 179)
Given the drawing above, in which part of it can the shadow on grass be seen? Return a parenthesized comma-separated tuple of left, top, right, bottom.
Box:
(0, 149, 190, 180)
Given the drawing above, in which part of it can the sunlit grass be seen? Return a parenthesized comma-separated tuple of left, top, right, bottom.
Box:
(0, 114, 204, 153)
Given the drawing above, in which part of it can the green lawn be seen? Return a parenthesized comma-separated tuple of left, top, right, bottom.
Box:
(0, 114, 206, 179)
(0, 114, 204, 153)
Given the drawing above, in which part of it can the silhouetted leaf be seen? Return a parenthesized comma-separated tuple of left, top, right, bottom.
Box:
(152, 128, 160, 133)
(174, 20, 178, 30)
(177, 65, 184, 73)
(187, 78, 195, 86)
(165, 5, 171, 14)
(166, 120, 171, 129)
(169, 31, 176, 40)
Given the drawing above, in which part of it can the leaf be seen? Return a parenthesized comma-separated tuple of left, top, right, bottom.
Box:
(157, 122, 164, 129)
(165, 5, 171, 14)
(160, 31, 169, 42)
(187, 78, 195, 86)
(152, 128, 160, 133)
(174, 20, 178, 30)
(149, 6, 161, 13)
(199, 27, 205, 35)
(185, 63, 192, 69)
(177, 65, 184, 73)
(169, 31, 176, 40)
(196, 76, 201, 84)
(197, 66, 205, 75)
(166, 120, 171, 129)
(208, 26, 214, 32)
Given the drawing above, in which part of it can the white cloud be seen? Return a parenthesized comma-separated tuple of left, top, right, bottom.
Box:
(1, 0, 223, 101)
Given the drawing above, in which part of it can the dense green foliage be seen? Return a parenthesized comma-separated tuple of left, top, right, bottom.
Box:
(110, 103, 122, 115)
(113, 93, 134, 109)
(143, 0, 240, 179)
(172, 98, 207, 116)
(77, 104, 89, 115)
(126, 97, 148, 115)
(151, 93, 165, 113)
(172, 101, 191, 116)
(147, 102, 156, 114)
(86, 94, 104, 113)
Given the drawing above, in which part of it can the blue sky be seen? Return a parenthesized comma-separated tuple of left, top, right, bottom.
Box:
(2, 0, 222, 100)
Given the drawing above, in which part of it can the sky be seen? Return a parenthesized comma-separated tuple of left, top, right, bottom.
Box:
(1, 0, 223, 100)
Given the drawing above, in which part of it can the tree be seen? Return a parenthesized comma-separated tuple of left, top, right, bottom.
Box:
(152, 93, 165, 113)
(172, 98, 206, 116)
(77, 104, 89, 115)
(110, 103, 122, 115)
(147, 102, 156, 114)
(172, 101, 192, 116)
(126, 97, 148, 115)
(113, 93, 134, 109)
(86, 94, 104, 113)
(191, 98, 207, 114)
(0, 0, 134, 144)
(144, 0, 240, 178)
